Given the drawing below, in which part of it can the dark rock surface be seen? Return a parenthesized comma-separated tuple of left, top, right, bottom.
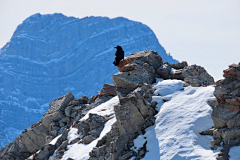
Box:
(207, 63, 240, 160)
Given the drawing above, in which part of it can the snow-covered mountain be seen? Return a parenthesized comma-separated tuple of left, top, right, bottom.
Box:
(0, 13, 177, 147)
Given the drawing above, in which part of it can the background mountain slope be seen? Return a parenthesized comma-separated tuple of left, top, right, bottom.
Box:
(0, 13, 177, 147)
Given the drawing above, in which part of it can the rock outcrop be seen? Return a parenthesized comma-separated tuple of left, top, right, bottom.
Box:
(0, 49, 216, 160)
(89, 83, 156, 160)
(113, 50, 163, 89)
(182, 64, 215, 87)
(207, 63, 240, 160)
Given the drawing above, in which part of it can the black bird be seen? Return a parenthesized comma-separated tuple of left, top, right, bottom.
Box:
(113, 45, 124, 66)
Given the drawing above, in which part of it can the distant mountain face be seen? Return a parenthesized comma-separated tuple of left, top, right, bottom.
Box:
(0, 13, 177, 147)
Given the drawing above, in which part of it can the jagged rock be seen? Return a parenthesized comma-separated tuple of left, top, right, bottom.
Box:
(227, 114, 240, 128)
(42, 93, 74, 128)
(156, 62, 171, 79)
(65, 105, 73, 117)
(117, 50, 163, 72)
(170, 69, 184, 80)
(211, 103, 239, 128)
(171, 61, 188, 69)
(207, 63, 240, 159)
(83, 135, 96, 144)
(98, 84, 117, 96)
(57, 140, 68, 151)
(199, 128, 214, 135)
(0, 141, 22, 159)
(87, 95, 98, 104)
(48, 92, 75, 112)
(16, 122, 49, 153)
(182, 64, 215, 87)
(221, 128, 240, 144)
(34, 144, 55, 160)
(89, 84, 156, 160)
(113, 50, 163, 89)
(77, 114, 107, 144)
(223, 63, 240, 78)
(78, 96, 89, 104)
(118, 151, 134, 160)
(211, 139, 222, 150)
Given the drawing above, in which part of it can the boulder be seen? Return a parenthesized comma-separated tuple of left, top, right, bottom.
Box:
(113, 50, 162, 89)
(171, 61, 188, 69)
(182, 64, 215, 87)
(223, 63, 240, 78)
(156, 62, 171, 79)
(98, 84, 117, 96)
(117, 50, 163, 72)
(112, 63, 155, 89)
(49, 92, 75, 112)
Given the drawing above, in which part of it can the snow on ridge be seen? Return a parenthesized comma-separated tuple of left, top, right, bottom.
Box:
(131, 80, 220, 160)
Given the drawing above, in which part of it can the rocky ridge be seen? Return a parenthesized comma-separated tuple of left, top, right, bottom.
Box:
(0, 50, 215, 160)
(204, 63, 240, 160)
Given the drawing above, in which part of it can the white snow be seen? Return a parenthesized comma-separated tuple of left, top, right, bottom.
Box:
(131, 134, 147, 152)
(49, 134, 62, 145)
(153, 79, 184, 96)
(229, 146, 240, 160)
(140, 80, 219, 159)
(80, 96, 118, 121)
(61, 96, 119, 160)
(67, 128, 80, 143)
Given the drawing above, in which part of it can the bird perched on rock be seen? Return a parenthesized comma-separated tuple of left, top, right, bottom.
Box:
(113, 45, 124, 66)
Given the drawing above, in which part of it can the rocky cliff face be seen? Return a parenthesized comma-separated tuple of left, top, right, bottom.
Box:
(0, 13, 177, 147)
(0, 50, 216, 160)
(206, 63, 240, 160)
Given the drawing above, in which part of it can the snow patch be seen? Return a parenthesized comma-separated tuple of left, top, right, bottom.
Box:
(143, 82, 219, 159)
(131, 134, 147, 152)
(67, 128, 80, 143)
(80, 96, 119, 121)
(153, 80, 184, 96)
(49, 134, 62, 145)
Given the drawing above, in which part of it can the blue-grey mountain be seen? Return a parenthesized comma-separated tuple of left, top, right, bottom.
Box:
(0, 13, 177, 147)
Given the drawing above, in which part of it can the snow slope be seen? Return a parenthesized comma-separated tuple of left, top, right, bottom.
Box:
(132, 79, 219, 159)
(60, 79, 223, 160)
